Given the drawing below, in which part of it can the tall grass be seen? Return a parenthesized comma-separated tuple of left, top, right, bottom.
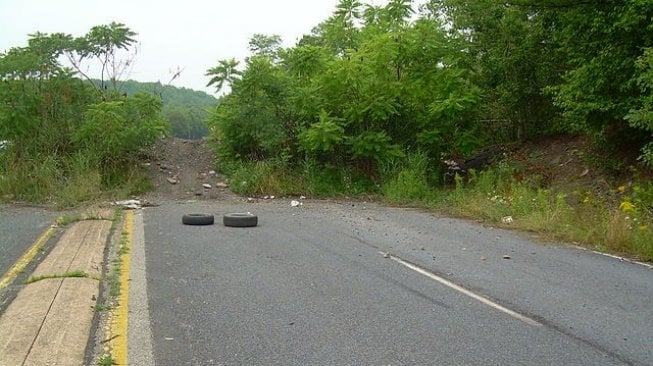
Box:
(227, 158, 373, 197)
(0, 149, 151, 208)
(434, 165, 653, 261)
(217, 155, 652, 260)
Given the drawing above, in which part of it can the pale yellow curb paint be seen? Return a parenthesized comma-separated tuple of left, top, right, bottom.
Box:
(112, 210, 133, 365)
(0, 219, 59, 290)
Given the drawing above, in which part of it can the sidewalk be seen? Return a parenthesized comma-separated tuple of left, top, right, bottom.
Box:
(0, 212, 114, 365)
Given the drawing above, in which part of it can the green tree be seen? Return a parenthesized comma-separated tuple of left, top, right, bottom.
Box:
(206, 58, 242, 93)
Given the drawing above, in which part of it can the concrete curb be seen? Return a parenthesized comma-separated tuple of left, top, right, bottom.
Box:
(0, 214, 113, 365)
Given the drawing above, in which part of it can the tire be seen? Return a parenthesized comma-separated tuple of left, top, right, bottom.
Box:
(223, 212, 258, 227)
(182, 213, 215, 225)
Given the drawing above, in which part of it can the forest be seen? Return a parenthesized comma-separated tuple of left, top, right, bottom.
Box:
(208, 0, 653, 176)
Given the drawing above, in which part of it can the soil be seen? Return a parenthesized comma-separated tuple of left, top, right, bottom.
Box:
(139, 135, 649, 207)
(510, 134, 651, 205)
(140, 137, 239, 203)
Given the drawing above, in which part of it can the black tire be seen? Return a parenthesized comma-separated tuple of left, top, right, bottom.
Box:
(223, 213, 258, 227)
(182, 213, 215, 225)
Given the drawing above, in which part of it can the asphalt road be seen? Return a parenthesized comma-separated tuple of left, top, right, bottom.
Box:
(0, 204, 58, 277)
(136, 200, 653, 366)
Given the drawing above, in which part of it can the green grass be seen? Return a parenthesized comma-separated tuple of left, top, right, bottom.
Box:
(0, 150, 152, 208)
(97, 354, 116, 366)
(430, 168, 653, 261)
(206, 156, 653, 261)
(94, 303, 111, 312)
(227, 159, 374, 198)
(26, 270, 88, 284)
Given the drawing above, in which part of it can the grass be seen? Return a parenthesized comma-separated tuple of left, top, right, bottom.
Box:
(222, 156, 653, 261)
(26, 270, 89, 284)
(94, 303, 111, 312)
(431, 168, 653, 261)
(97, 354, 116, 366)
(227, 159, 373, 197)
(0, 151, 152, 208)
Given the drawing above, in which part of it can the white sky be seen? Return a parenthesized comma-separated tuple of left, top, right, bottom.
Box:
(0, 0, 359, 95)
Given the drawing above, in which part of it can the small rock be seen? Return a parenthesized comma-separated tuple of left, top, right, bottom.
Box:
(480, 256, 487, 261)
(270, 195, 275, 199)
(166, 177, 178, 185)
(502, 255, 512, 260)
(247, 197, 255, 203)
(202, 183, 212, 189)
(216, 182, 228, 188)
(208, 170, 216, 175)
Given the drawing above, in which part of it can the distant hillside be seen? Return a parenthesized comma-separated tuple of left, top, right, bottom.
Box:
(95, 79, 218, 139)
(117, 80, 217, 109)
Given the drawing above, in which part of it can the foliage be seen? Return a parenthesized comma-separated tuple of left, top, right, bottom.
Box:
(108, 79, 217, 139)
(0, 23, 164, 204)
(436, 164, 652, 260)
(208, 0, 483, 179)
(73, 92, 167, 182)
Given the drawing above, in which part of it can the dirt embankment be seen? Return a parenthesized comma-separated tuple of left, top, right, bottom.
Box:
(141, 138, 238, 203)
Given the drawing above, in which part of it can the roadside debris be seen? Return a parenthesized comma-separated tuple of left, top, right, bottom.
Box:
(216, 182, 228, 188)
(502, 255, 512, 260)
(166, 176, 178, 185)
(202, 183, 212, 189)
(113, 199, 142, 210)
(291, 200, 302, 207)
(501, 216, 514, 224)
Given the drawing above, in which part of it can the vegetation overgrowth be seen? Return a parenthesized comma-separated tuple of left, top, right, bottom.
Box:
(206, 0, 652, 259)
(112, 80, 217, 140)
(0, 23, 168, 206)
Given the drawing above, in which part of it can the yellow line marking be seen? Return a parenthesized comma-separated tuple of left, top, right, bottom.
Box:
(0, 220, 59, 290)
(112, 210, 133, 365)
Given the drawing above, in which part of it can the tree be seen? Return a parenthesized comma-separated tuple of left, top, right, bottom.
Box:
(63, 22, 138, 94)
(206, 58, 241, 93)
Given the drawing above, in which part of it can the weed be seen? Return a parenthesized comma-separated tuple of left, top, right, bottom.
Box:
(97, 353, 115, 366)
(26, 270, 88, 284)
(56, 214, 83, 226)
(94, 303, 111, 312)
(433, 164, 653, 260)
(382, 153, 434, 204)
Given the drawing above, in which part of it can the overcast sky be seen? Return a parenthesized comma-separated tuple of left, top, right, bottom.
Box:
(0, 0, 362, 95)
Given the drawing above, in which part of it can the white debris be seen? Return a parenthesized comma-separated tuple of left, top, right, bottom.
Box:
(291, 200, 302, 207)
(216, 182, 228, 188)
(202, 183, 212, 189)
(114, 199, 142, 210)
(501, 216, 514, 224)
(166, 177, 178, 184)
(299, 195, 306, 200)
(208, 170, 216, 175)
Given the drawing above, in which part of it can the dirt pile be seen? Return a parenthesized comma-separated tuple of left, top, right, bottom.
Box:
(141, 138, 236, 203)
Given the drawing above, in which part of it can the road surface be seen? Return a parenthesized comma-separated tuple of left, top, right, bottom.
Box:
(132, 200, 653, 365)
(0, 204, 58, 278)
